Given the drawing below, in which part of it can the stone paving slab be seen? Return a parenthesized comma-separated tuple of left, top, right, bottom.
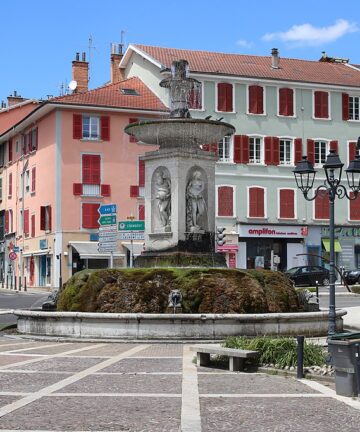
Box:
(0, 355, 36, 367)
(0, 395, 182, 431)
(130, 344, 183, 357)
(101, 357, 183, 373)
(13, 343, 92, 355)
(200, 397, 360, 432)
(0, 396, 20, 409)
(0, 342, 43, 352)
(0, 372, 70, 392)
(10, 357, 105, 372)
(56, 373, 183, 394)
(64, 343, 138, 357)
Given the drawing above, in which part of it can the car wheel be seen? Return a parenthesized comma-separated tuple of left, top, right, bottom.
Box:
(322, 277, 330, 286)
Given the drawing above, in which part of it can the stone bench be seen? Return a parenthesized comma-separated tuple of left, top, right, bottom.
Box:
(190, 345, 259, 371)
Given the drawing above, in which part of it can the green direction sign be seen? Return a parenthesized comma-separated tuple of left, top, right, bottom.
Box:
(118, 220, 145, 231)
(98, 215, 117, 226)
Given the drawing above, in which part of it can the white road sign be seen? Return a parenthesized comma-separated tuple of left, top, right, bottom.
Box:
(118, 232, 145, 240)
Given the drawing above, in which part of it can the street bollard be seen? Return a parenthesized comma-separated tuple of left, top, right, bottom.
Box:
(10, 276, 13, 290)
(6, 275, 8, 290)
(315, 280, 319, 304)
(18, 276, 21, 292)
(24, 277, 27, 292)
(297, 335, 305, 379)
(14, 276, 17, 291)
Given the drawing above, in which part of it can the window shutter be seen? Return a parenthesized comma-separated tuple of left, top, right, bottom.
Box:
(82, 154, 101, 184)
(31, 214, 35, 237)
(315, 190, 329, 219)
(73, 183, 82, 195)
(342, 93, 349, 121)
(24, 209, 29, 235)
(218, 186, 233, 216)
(101, 184, 111, 196)
(349, 141, 357, 162)
(330, 140, 338, 153)
(139, 204, 145, 220)
(217, 83, 233, 112)
(40, 206, 46, 230)
(279, 88, 294, 116)
(279, 189, 295, 219)
(5, 210, 9, 233)
(257, 85, 264, 114)
(47, 206, 52, 231)
(8, 173, 12, 197)
(188, 86, 202, 109)
(100, 116, 110, 141)
(249, 85, 263, 114)
(33, 128, 38, 151)
(129, 118, 138, 142)
(130, 185, 139, 197)
(73, 114, 82, 139)
(82, 203, 99, 229)
(249, 187, 264, 217)
(264, 136, 272, 165)
(314, 91, 328, 118)
(139, 160, 145, 187)
(294, 138, 303, 163)
(272, 137, 280, 165)
(233, 135, 249, 164)
(91, 155, 101, 184)
(8, 139, 12, 163)
(350, 192, 360, 220)
(265, 136, 280, 165)
(31, 167, 36, 193)
(307, 139, 315, 164)
(28, 131, 32, 153)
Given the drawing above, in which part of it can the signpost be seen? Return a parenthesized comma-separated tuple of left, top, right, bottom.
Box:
(98, 204, 118, 267)
(118, 219, 145, 268)
(9, 251, 17, 261)
(118, 220, 145, 231)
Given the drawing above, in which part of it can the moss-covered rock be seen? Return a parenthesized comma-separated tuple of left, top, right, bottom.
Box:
(57, 268, 300, 314)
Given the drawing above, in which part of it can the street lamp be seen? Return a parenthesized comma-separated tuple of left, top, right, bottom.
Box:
(293, 142, 360, 338)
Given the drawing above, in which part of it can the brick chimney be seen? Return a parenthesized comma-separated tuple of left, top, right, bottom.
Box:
(7, 91, 28, 107)
(72, 52, 89, 93)
(110, 43, 125, 84)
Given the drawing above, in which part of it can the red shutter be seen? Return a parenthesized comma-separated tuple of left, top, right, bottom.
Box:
(342, 93, 349, 121)
(279, 88, 294, 116)
(8, 139, 12, 163)
(139, 160, 145, 187)
(330, 140, 338, 153)
(294, 138, 303, 163)
(130, 185, 139, 197)
(48, 206, 52, 231)
(217, 83, 233, 112)
(257, 86, 264, 114)
(101, 184, 111, 196)
(249, 187, 264, 217)
(350, 192, 360, 220)
(31, 167, 36, 193)
(28, 131, 32, 153)
(33, 128, 38, 151)
(73, 114, 82, 139)
(264, 136, 272, 165)
(315, 190, 329, 219)
(101, 116, 110, 141)
(73, 183, 83, 195)
(129, 117, 138, 143)
(272, 137, 280, 165)
(82, 203, 100, 229)
(217, 186, 233, 216)
(24, 209, 29, 235)
(233, 135, 249, 164)
(8, 173, 12, 197)
(314, 91, 328, 118)
(307, 139, 315, 164)
(40, 206, 46, 230)
(349, 141, 357, 162)
(279, 189, 295, 219)
(139, 204, 145, 220)
(188, 86, 202, 109)
(265, 136, 279, 165)
(31, 214, 35, 237)
(82, 155, 100, 184)
(249, 85, 263, 114)
(5, 210, 9, 233)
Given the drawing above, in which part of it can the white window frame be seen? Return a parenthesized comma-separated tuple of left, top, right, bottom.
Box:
(218, 135, 234, 163)
(216, 184, 236, 218)
(215, 81, 235, 113)
(279, 137, 294, 166)
(277, 87, 296, 118)
(349, 95, 360, 121)
(8, 209, 13, 233)
(81, 152, 102, 197)
(314, 139, 329, 167)
(82, 115, 100, 140)
(312, 90, 331, 120)
(248, 135, 264, 165)
(247, 186, 267, 219)
(246, 84, 267, 116)
(188, 80, 204, 111)
(277, 187, 297, 220)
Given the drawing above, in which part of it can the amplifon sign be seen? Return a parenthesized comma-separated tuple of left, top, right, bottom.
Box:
(239, 225, 308, 238)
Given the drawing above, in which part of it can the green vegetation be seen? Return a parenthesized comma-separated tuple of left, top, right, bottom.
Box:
(224, 336, 326, 368)
(351, 285, 360, 294)
(57, 267, 300, 314)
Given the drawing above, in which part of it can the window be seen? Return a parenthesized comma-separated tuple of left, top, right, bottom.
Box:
(40, 205, 52, 231)
(217, 186, 234, 217)
(349, 192, 360, 220)
(25, 170, 30, 194)
(314, 140, 328, 166)
(82, 154, 101, 196)
(31, 167, 36, 193)
(8, 173, 12, 197)
(278, 88, 294, 116)
(24, 209, 29, 236)
(139, 204, 145, 221)
(217, 83, 233, 112)
(83, 116, 100, 140)
(314, 91, 329, 119)
(5, 209, 13, 233)
(73, 115, 110, 141)
(249, 137, 263, 164)
(248, 85, 264, 114)
(31, 214, 35, 238)
(279, 139, 293, 165)
(188, 82, 202, 110)
(82, 203, 100, 229)
(349, 96, 360, 121)
(0, 145, 4, 167)
(314, 190, 329, 220)
(8, 139, 12, 163)
(279, 189, 295, 219)
(218, 135, 233, 162)
(248, 187, 265, 218)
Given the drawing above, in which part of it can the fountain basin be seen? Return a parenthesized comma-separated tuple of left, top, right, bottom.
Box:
(13, 309, 345, 340)
(124, 119, 235, 148)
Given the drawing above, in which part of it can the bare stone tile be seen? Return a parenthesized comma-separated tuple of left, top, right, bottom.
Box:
(0, 354, 37, 367)
(0, 342, 44, 352)
(11, 356, 105, 372)
(66, 343, 138, 357)
(0, 395, 20, 408)
(101, 358, 183, 373)
(0, 396, 181, 431)
(131, 344, 183, 357)
(0, 372, 70, 392)
(14, 343, 92, 355)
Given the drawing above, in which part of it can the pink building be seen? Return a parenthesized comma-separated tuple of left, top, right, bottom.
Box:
(0, 51, 167, 289)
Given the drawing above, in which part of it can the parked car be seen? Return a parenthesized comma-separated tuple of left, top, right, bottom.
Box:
(343, 269, 360, 285)
(284, 266, 330, 287)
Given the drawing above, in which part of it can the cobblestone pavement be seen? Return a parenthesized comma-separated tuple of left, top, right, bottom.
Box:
(0, 336, 359, 431)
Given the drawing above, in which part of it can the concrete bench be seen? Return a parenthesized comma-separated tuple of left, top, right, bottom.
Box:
(190, 345, 259, 372)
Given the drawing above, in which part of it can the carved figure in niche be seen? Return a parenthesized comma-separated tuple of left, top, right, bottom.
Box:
(155, 169, 171, 230)
(186, 170, 206, 232)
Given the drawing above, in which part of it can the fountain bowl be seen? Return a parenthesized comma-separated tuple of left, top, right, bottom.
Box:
(125, 118, 235, 148)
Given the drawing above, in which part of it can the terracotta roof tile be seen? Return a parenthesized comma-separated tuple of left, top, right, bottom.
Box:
(134, 44, 360, 88)
(51, 77, 168, 111)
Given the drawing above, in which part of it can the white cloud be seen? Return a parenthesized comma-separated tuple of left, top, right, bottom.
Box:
(236, 39, 253, 49)
(262, 19, 358, 47)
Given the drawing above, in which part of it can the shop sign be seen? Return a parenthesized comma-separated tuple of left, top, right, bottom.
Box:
(238, 225, 308, 238)
(321, 227, 360, 238)
(39, 239, 48, 250)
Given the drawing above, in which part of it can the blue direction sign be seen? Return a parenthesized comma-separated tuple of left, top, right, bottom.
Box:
(98, 204, 117, 215)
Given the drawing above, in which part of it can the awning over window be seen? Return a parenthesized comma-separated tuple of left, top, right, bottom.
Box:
(69, 242, 124, 259)
(121, 242, 144, 257)
(23, 249, 50, 257)
(322, 239, 342, 253)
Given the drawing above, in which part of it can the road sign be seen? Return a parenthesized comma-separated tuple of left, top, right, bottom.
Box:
(98, 204, 117, 215)
(9, 251, 17, 261)
(118, 220, 145, 231)
(119, 232, 145, 240)
(98, 245, 118, 253)
(98, 233, 118, 241)
(98, 215, 117, 226)
(13, 246, 20, 253)
(98, 225, 117, 232)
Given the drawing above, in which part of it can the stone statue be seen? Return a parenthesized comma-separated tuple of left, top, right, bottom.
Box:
(186, 170, 206, 232)
(155, 169, 171, 229)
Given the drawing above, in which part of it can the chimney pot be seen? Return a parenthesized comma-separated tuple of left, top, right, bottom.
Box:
(76, 52, 80, 61)
(82, 52, 86, 62)
(271, 48, 280, 69)
(110, 43, 125, 84)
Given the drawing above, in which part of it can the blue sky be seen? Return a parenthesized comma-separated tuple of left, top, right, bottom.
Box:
(1, 0, 360, 101)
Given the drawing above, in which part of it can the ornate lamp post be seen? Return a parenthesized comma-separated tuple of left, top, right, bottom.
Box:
(293, 140, 360, 338)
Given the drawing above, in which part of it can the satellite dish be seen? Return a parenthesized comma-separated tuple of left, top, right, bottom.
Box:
(68, 80, 77, 91)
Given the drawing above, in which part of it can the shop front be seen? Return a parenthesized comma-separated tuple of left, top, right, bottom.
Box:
(321, 226, 360, 270)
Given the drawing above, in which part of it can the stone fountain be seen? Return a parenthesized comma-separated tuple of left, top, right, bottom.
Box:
(125, 60, 235, 267)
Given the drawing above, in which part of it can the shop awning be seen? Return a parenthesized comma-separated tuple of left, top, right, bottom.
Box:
(69, 242, 124, 259)
(23, 249, 50, 257)
(322, 239, 342, 253)
(121, 242, 144, 257)
(217, 244, 239, 252)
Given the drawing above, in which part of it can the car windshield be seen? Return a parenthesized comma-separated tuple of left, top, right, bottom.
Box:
(286, 267, 299, 275)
